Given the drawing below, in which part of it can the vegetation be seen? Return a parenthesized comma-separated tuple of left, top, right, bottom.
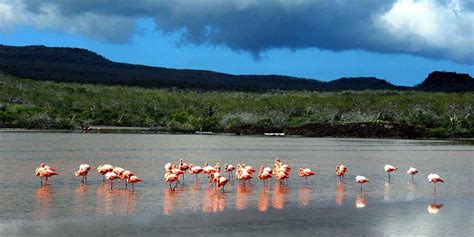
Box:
(1, 73, 473, 138)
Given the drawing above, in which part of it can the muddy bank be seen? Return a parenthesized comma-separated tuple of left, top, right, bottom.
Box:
(225, 122, 429, 139)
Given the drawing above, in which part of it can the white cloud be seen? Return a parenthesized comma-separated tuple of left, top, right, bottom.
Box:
(378, 0, 474, 63)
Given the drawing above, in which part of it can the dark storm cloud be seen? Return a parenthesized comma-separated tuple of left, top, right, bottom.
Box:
(3, 0, 474, 63)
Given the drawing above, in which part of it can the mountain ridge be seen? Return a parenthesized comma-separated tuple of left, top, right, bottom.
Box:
(0, 44, 471, 92)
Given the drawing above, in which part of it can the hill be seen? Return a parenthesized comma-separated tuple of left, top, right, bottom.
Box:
(416, 71, 474, 92)
(0, 45, 405, 91)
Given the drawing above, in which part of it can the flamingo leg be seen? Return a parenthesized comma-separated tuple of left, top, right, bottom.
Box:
(388, 172, 391, 183)
(110, 180, 113, 190)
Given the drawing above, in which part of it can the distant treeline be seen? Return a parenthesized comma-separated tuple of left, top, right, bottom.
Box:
(1, 73, 473, 138)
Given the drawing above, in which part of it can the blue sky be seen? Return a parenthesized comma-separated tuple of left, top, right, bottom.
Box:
(0, 1, 473, 86)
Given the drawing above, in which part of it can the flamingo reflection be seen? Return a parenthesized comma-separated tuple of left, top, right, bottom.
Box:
(355, 194, 367, 208)
(384, 181, 391, 201)
(298, 186, 312, 206)
(163, 187, 183, 215)
(32, 185, 52, 219)
(258, 186, 270, 212)
(73, 184, 88, 215)
(96, 183, 136, 216)
(272, 184, 289, 210)
(406, 181, 416, 201)
(427, 203, 444, 214)
(236, 184, 252, 210)
(335, 182, 345, 206)
(203, 188, 226, 213)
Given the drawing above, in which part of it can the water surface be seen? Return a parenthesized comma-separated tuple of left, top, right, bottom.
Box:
(0, 133, 473, 236)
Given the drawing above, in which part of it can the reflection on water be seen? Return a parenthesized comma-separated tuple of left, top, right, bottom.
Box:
(97, 184, 135, 216)
(384, 182, 391, 202)
(336, 182, 345, 206)
(203, 188, 226, 213)
(406, 182, 417, 201)
(236, 184, 252, 210)
(73, 184, 88, 215)
(298, 187, 312, 206)
(272, 185, 289, 210)
(32, 185, 52, 219)
(356, 194, 368, 209)
(258, 187, 271, 212)
(427, 203, 444, 214)
(1, 133, 473, 236)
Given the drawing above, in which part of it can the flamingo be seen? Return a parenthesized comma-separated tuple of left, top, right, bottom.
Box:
(188, 164, 203, 181)
(384, 165, 398, 182)
(164, 162, 173, 172)
(35, 163, 58, 185)
(336, 164, 347, 181)
(236, 164, 252, 185)
(274, 161, 290, 186)
(203, 163, 217, 182)
(355, 175, 369, 191)
(171, 164, 185, 176)
(120, 170, 135, 188)
(428, 173, 444, 193)
(258, 166, 273, 185)
(105, 171, 118, 190)
(74, 163, 92, 184)
(179, 159, 189, 181)
(215, 174, 229, 192)
(299, 168, 316, 183)
(97, 164, 114, 182)
(165, 172, 180, 190)
(224, 164, 235, 178)
(407, 167, 418, 182)
(127, 175, 142, 190)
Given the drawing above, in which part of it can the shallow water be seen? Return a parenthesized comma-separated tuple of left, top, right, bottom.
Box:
(0, 133, 473, 236)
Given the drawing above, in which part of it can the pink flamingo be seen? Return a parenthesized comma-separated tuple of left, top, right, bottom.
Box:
(165, 172, 180, 190)
(203, 163, 217, 182)
(120, 170, 135, 188)
(384, 165, 398, 182)
(188, 164, 203, 181)
(428, 173, 444, 193)
(214, 174, 229, 192)
(127, 175, 143, 190)
(224, 164, 235, 178)
(97, 164, 114, 182)
(179, 159, 189, 181)
(336, 164, 347, 181)
(236, 164, 253, 185)
(355, 175, 369, 191)
(299, 168, 316, 183)
(74, 163, 91, 184)
(105, 171, 118, 190)
(258, 166, 273, 185)
(273, 161, 290, 186)
(407, 167, 418, 182)
(164, 162, 173, 173)
(35, 163, 58, 186)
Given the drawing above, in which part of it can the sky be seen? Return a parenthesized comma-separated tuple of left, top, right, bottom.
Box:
(0, 0, 473, 86)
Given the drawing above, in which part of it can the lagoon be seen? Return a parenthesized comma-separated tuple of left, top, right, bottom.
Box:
(0, 133, 473, 236)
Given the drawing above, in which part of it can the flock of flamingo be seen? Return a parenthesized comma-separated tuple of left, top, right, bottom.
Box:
(34, 158, 445, 193)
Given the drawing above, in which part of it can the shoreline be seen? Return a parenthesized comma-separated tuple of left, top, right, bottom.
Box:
(0, 125, 472, 142)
